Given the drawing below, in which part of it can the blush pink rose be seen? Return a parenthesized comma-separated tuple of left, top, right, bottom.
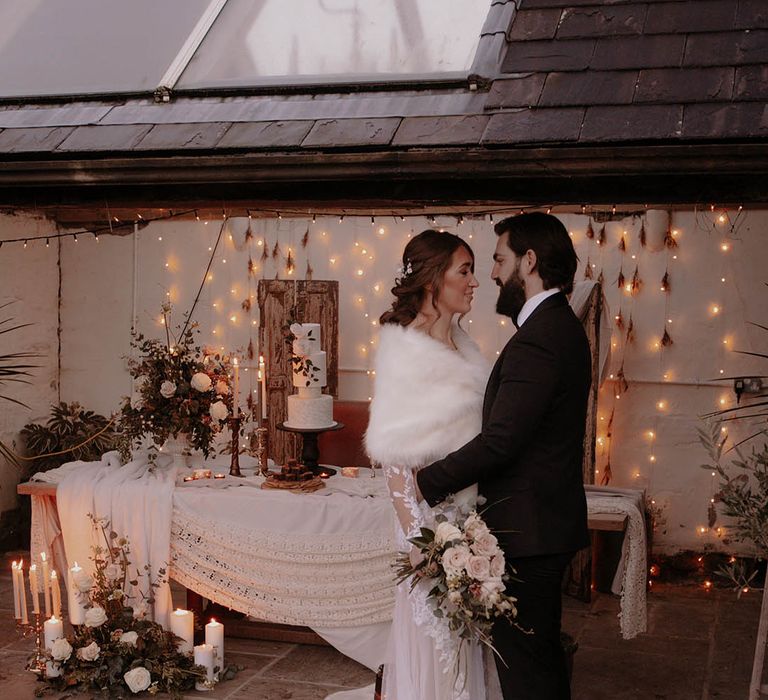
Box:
(472, 531, 499, 558)
(466, 555, 491, 581)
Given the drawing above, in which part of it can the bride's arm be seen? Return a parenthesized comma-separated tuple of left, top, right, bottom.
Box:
(382, 463, 423, 541)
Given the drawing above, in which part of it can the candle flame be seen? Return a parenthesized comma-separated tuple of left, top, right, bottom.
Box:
(233, 357, 239, 366)
(210, 617, 217, 624)
(19, 559, 23, 568)
(12, 561, 17, 568)
(51, 570, 57, 578)
(40, 552, 47, 561)
(30, 564, 37, 571)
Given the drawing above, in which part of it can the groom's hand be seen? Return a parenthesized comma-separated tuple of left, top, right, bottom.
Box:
(413, 472, 424, 502)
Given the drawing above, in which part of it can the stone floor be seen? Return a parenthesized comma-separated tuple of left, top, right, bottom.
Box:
(0, 554, 763, 699)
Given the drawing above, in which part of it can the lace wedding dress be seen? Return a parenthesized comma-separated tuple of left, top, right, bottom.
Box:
(365, 321, 502, 700)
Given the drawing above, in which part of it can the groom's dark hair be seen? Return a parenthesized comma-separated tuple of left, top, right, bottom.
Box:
(494, 213, 578, 295)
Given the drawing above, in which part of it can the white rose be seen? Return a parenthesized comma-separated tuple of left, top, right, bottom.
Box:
(209, 400, 228, 421)
(191, 372, 212, 392)
(464, 512, 490, 540)
(447, 590, 462, 605)
(85, 605, 108, 628)
(124, 666, 152, 694)
(51, 638, 72, 662)
(466, 555, 491, 581)
(480, 577, 506, 605)
(119, 631, 139, 646)
(132, 601, 148, 620)
(490, 554, 506, 578)
(72, 568, 94, 592)
(77, 641, 100, 661)
(472, 531, 499, 558)
(215, 380, 229, 395)
(441, 545, 471, 576)
(160, 380, 177, 398)
(104, 563, 122, 581)
(434, 522, 463, 546)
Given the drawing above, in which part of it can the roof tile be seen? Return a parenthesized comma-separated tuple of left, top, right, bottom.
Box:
(592, 34, 685, 70)
(485, 74, 547, 109)
(684, 31, 768, 67)
(734, 65, 768, 100)
(134, 122, 232, 150)
(581, 105, 683, 141)
(635, 67, 734, 103)
(392, 116, 489, 146)
(508, 8, 562, 40)
(217, 121, 315, 149)
(644, 1, 736, 34)
(55, 124, 153, 152)
(682, 103, 768, 138)
(301, 118, 400, 148)
(540, 70, 637, 106)
(556, 5, 647, 39)
(482, 108, 584, 143)
(0, 126, 75, 153)
(502, 39, 596, 72)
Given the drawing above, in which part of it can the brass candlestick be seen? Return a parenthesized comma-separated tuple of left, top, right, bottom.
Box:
(254, 426, 269, 477)
(229, 416, 243, 477)
(17, 612, 47, 675)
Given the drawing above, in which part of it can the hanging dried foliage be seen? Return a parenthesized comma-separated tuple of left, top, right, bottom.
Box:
(626, 316, 635, 344)
(660, 269, 670, 293)
(244, 222, 254, 243)
(597, 269, 605, 286)
(617, 268, 626, 290)
(272, 241, 281, 260)
(600, 459, 613, 486)
(615, 309, 625, 330)
(247, 338, 255, 361)
(639, 220, 647, 247)
(664, 228, 679, 248)
(241, 297, 252, 312)
(301, 229, 310, 248)
(584, 257, 593, 280)
(286, 248, 295, 275)
(661, 326, 673, 347)
(631, 265, 642, 294)
(260, 242, 269, 263)
(305, 260, 314, 280)
(616, 364, 629, 393)
(597, 225, 606, 247)
(618, 236, 626, 252)
(248, 256, 256, 276)
(586, 221, 595, 239)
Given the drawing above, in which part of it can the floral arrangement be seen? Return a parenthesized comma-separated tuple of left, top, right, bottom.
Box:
(118, 306, 235, 460)
(283, 322, 320, 387)
(42, 516, 206, 697)
(395, 508, 520, 655)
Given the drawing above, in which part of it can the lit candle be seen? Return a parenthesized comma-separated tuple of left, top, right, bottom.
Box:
(205, 619, 224, 679)
(67, 562, 86, 625)
(50, 570, 62, 619)
(18, 560, 28, 625)
(29, 564, 40, 615)
(194, 643, 215, 691)
(170, 608, 194, 654)
(259, 355, 267, 420)
(41, 552, 51, 618)
(232, 357, 240, 418)
(44, 615, 64, 677)
(11, 562, 20, 620)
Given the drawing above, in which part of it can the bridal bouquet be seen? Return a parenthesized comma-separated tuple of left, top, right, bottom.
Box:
(118, 305, 234, 460)
(395, 509, 519, 653)
(41, 516, 206, 697)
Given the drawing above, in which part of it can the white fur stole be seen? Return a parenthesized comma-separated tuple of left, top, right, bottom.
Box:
(365, 322, 490, 468)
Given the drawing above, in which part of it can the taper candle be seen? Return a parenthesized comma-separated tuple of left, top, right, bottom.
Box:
(259, 354, 267, 420)
(11, 561, 20, 619)
(67, 562, 86, 625)
(232, 357, 240, 418)
(50, 570, 62, 619)
(41, 552, 51, 618)
(18, 560, 28, 625)
(29, 564, 40, 615)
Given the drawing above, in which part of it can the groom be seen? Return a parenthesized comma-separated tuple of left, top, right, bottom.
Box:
(416, 213, 591, 699)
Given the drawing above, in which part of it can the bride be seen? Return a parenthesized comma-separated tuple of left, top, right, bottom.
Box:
(365, 230, 502, 700)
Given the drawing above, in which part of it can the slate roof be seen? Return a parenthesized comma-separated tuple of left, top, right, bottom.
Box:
(0, 0, 765, 207)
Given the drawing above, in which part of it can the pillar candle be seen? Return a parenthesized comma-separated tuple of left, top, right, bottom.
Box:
(232, 357, 240, 418)
(170, 608, 194, 654)
(18, 561, 28, 625)
(43, 616, 64, 678)
(67, 562, 86, 625)
(259, 355, 267, 420)
(41, 552, 51, 618)
(11, 562, 20, 620)
(29, 564, 40, 615)
(193, 643, 215, 691)
(50, 571, 62, 619)
(205, 618, 224, 679)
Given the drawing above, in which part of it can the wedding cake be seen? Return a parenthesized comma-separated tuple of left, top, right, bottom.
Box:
(285, 323, 335, 429)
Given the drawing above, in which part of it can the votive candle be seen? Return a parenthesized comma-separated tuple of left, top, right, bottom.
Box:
(193, 643, 215, 691)
(205, 618, 224, 679)
(50, 570, 62, 619)
(67, 562, 86, 625)
(170, 608, 194, 654)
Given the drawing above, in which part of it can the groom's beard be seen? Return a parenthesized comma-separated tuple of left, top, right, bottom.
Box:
(495, 264, 526, 320)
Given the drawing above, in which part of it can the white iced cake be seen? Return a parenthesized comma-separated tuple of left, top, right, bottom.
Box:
(285, 323, 335, 429)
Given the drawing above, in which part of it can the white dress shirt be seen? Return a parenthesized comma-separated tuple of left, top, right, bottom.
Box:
(516, 287, 561, 328)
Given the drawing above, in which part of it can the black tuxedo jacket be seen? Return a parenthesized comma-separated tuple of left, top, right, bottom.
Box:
(416, 292, 591, 558)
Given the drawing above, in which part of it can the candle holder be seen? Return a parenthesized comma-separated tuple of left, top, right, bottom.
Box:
(254, 426, 269, 477)
(16, 612, 47, 676)
(229, 416, 243, 477)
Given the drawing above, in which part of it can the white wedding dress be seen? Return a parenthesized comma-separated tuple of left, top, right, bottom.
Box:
(365, 321, 503, 700)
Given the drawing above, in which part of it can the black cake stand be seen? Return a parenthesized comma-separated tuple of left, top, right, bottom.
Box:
(276, 422, 345, 476)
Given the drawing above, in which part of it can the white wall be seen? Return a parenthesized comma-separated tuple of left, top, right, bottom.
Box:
(0, 207, 765, 554)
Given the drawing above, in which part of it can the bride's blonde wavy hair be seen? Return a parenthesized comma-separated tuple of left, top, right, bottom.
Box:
(379, 230, 475, 327)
